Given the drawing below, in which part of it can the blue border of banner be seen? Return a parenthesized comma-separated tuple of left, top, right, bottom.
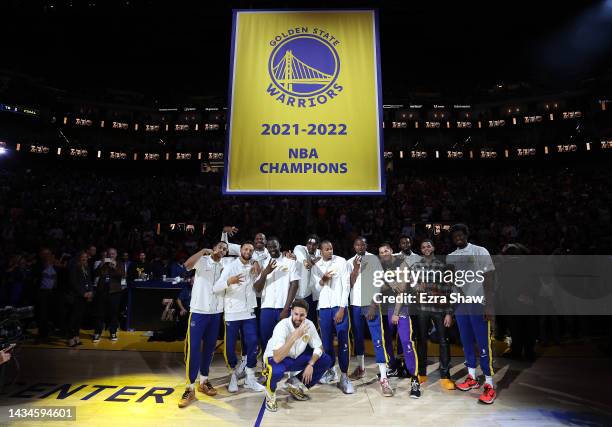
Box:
(222, 9, 385, 196)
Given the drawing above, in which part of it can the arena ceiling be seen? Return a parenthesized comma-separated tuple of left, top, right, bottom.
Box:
(0, 0, 611, 104)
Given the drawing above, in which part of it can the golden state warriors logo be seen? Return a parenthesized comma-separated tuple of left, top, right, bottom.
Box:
(267, 28, 343, 108)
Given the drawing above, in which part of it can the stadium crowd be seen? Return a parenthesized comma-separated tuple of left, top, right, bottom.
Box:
(0, 161, 610, 346)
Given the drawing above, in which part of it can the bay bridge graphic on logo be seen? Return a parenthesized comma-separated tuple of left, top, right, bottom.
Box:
(268, 35, 340, 98)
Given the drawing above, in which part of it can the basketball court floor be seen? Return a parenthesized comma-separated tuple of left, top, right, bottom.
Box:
(0, 334, 610, 427)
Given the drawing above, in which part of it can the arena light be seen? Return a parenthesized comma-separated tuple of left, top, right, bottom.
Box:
(16, 143, 20, 151)
(57, 147, 61, 155)
(0, 147, 7, 155)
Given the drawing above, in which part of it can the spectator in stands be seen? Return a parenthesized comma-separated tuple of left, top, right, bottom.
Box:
(86, 245, 97, 276)
(169, 254, 187, 279)
(93, 247, 124, 342)
(127, 251, 151, 280)
(149, 250, 167, 280)
(120, 251, 131, 284)
(3, 254, 26, 307)
(34, 248, 58, 342)
(67, 251, 93, 347)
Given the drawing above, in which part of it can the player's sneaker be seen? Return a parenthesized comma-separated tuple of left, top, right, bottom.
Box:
(319, 367, 338, 384)
(456, 375, 480, 391)
(92, 333, 101, 343)
(286, 378, 310, 401)
(236, 357, 247, 380)
(478, 384, 496, 404)
(409, 376, 421, 399)
(337, 376, 355, 394)
(440, 378, 456, 390)
(197, 380, 217, 396)
(244, 375, 266, 392)
(380, 377, 393, 397)
(349, 366, 366, 380)
(265, 391, 278, 412)
(178, 388, 196, 408)
(228, 372, 239, 393)
(110, 333, 118, 342)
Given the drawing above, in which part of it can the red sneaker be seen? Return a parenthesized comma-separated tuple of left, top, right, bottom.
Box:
(478, 384, 496, 404)
(456, 375, 480, 391)
(349, 366, 366, 380)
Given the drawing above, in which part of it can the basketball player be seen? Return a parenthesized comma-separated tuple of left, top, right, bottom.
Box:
(254, 237, 300, 348)
(394, 235, 422, 267)
(221, 226, 267, 377)
(179, 241, 232, 408)
(221, 226, 270, 263)
(411, 239, 455, 390)
(213, 242, 264, 393)
(446, 224, 497, 404)
(380, 242, 421, 398)
(263, 299, 333, 412)
(293, 235, 321, 324)
(347, 237, 393, 396)
(311, 240, 354, 394)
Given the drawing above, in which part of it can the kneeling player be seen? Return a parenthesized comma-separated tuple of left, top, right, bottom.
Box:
(263, 299, 333, 412)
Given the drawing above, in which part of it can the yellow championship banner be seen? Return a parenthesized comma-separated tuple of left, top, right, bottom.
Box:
(223, 9, 384, 195)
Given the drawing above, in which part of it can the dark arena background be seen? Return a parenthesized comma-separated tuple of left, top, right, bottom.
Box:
(0, 1, 611, 426)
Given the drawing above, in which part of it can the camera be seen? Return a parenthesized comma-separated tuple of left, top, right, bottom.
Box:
(0, 306, 35, 350)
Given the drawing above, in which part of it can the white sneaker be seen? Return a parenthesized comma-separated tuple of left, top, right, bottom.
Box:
(286, 378, 310, 401)
(319, 367, 339, 384)
(244, 375, 266, 392)
(337, 375, 355, 394)
(228, 372, 238, 393)
(235, 358, 247, 380)
(318, 368, 333, 384)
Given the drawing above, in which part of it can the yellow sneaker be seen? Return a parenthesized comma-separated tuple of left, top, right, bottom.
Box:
(418, 375, 428, 384)
(265, 392, 278, 412)
(440, 378, 456, 390)
(197, 381, 217, 396)
(178, 388, 196, 408)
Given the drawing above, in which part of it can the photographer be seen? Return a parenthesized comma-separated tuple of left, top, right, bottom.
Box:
(67, 251, 93, 347)
(93, 248, 125, 342)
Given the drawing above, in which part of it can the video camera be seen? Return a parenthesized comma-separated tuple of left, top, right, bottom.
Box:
(0, 306, 34, 350)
